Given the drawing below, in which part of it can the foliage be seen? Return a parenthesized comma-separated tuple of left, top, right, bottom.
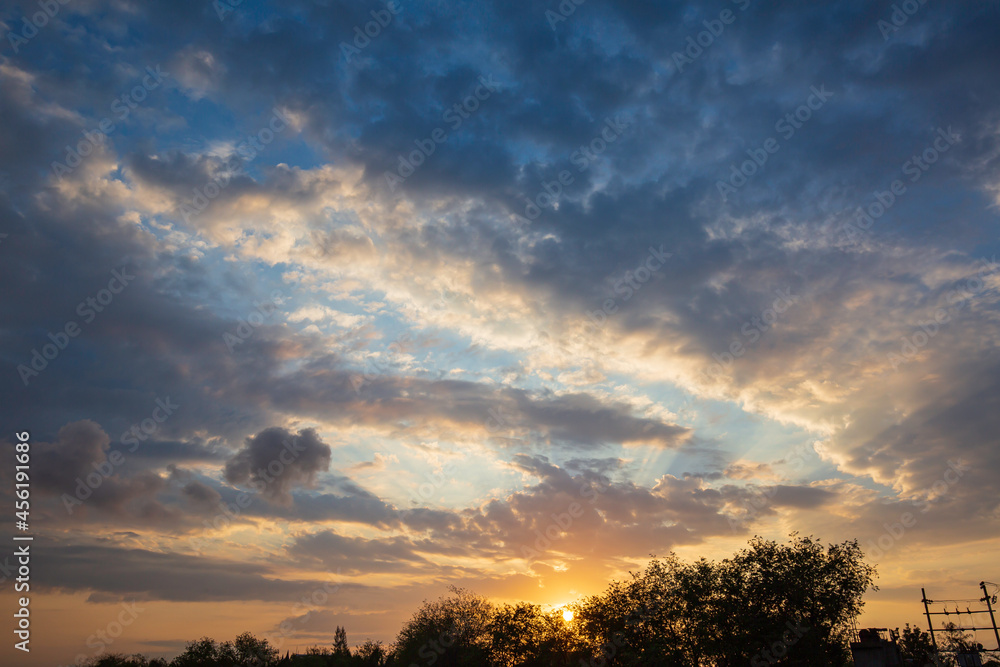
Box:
(332, 626, 350, 657)
(572, 535, 874, 665)
(228, 632, 281, 666)
(83, 536, 882, 667)
(391, 586, 492, 666)
(169, 633, 279, 666)
(84, 655, 169, 667)
(897, 623, 939, 665)
(352, 639, 387, 667)
(171, 638, 223, 667)
(941, 622, 980, 654)
(486, 602, 586, 667)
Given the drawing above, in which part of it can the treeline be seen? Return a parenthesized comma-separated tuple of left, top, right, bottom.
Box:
(77, 535, 986, 666)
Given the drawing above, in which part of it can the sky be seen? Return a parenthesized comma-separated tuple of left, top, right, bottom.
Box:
(1, 0, 1000, 664)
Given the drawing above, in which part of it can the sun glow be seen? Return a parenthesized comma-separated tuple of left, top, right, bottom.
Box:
(562, 609, 574, 622)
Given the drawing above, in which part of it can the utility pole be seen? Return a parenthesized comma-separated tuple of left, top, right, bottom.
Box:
(923, 588, 938, 650)
(981, 581, 1000, 651)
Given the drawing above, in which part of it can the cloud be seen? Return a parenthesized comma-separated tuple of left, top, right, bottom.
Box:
(181, 480, 222, 509)
(8, 421, 173, 522)
(33, 540, 349, 603)
(289, 531, 431, 575)
(224, 427, 332, 505)
(350, 452, 398, 471)
(30, 420, 110, 494)
(2, 0, 1000, 657)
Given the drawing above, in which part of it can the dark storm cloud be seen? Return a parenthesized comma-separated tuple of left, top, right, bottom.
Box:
(845, 357, 1000, 504)
(513, 390, 689, 447)
(219, 474, 402, 527)
(28, 420, 109, 493)
(0, 187, 285, 449)
(0, 421, 176, 522)
(262, 371, 689, 450)
(289, 531, 431, 575)
(0, 420, 394, 533)
(32, 540, 354, 603)
(763, 485, 837, 509)
(224, 427, 332, 505)
(275, 487, 399, 525)
(181, 479, 222, 509)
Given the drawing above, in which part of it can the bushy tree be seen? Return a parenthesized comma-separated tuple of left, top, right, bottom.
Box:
(228, 632, 280, 666)
(941, 622, 979, 654)
(487, 602, 584, 667)
(716, 534, 876, 665)
(572, 535, 876, 666)
(170, 633, 277, 667)
(573, 555, 698, 666)
(353, 639, 387, 667)
(488, 602, 548, 667)
(392, 586, 492, 666)
(897, 623, 939, 665)
(172, 637, 221, 666)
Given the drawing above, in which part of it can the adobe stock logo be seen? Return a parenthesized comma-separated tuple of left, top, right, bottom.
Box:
(840, 127, 960, 245)
(583, 245, 672, 335)
(339, 1, 403, 63)
(512, 115, 632, 227)
(704, 288, 798, 379)
(545, 0, 587, 31)
(51, 66, 169, 179)
(61, 397, 180, 514)
(63, 601, 145, 667)
(887, 256, 998, 370)
(223, 290, 282, 353)
(750, 618, 810, 666)
(383, 75, 499, 192)
(877, 0, 929, 41)
(716, 85, 834, 202)
(864, 460, 969, 561)
(670, 0, 752, 73)
(17, 267, 135, 386)
(179, 108, 291, 223)
(5, 0, 71, 54)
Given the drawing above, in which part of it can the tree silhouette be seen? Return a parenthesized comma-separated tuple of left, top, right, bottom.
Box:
(166, 633, 278, 667)
(84, 655, 169, 667)
(332, 626, 350, 658)
(353, 639, 387, 667)
(896, 623, 938, 665)
(78, 535, 880, 667)
(392, 586, 492, 666)
(941, 622, 978, 654)
(571, 535, 876, 665)
(171, 637, 221, 666)
(228, 632, 280, 666)
(487, 602, 585, 667)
